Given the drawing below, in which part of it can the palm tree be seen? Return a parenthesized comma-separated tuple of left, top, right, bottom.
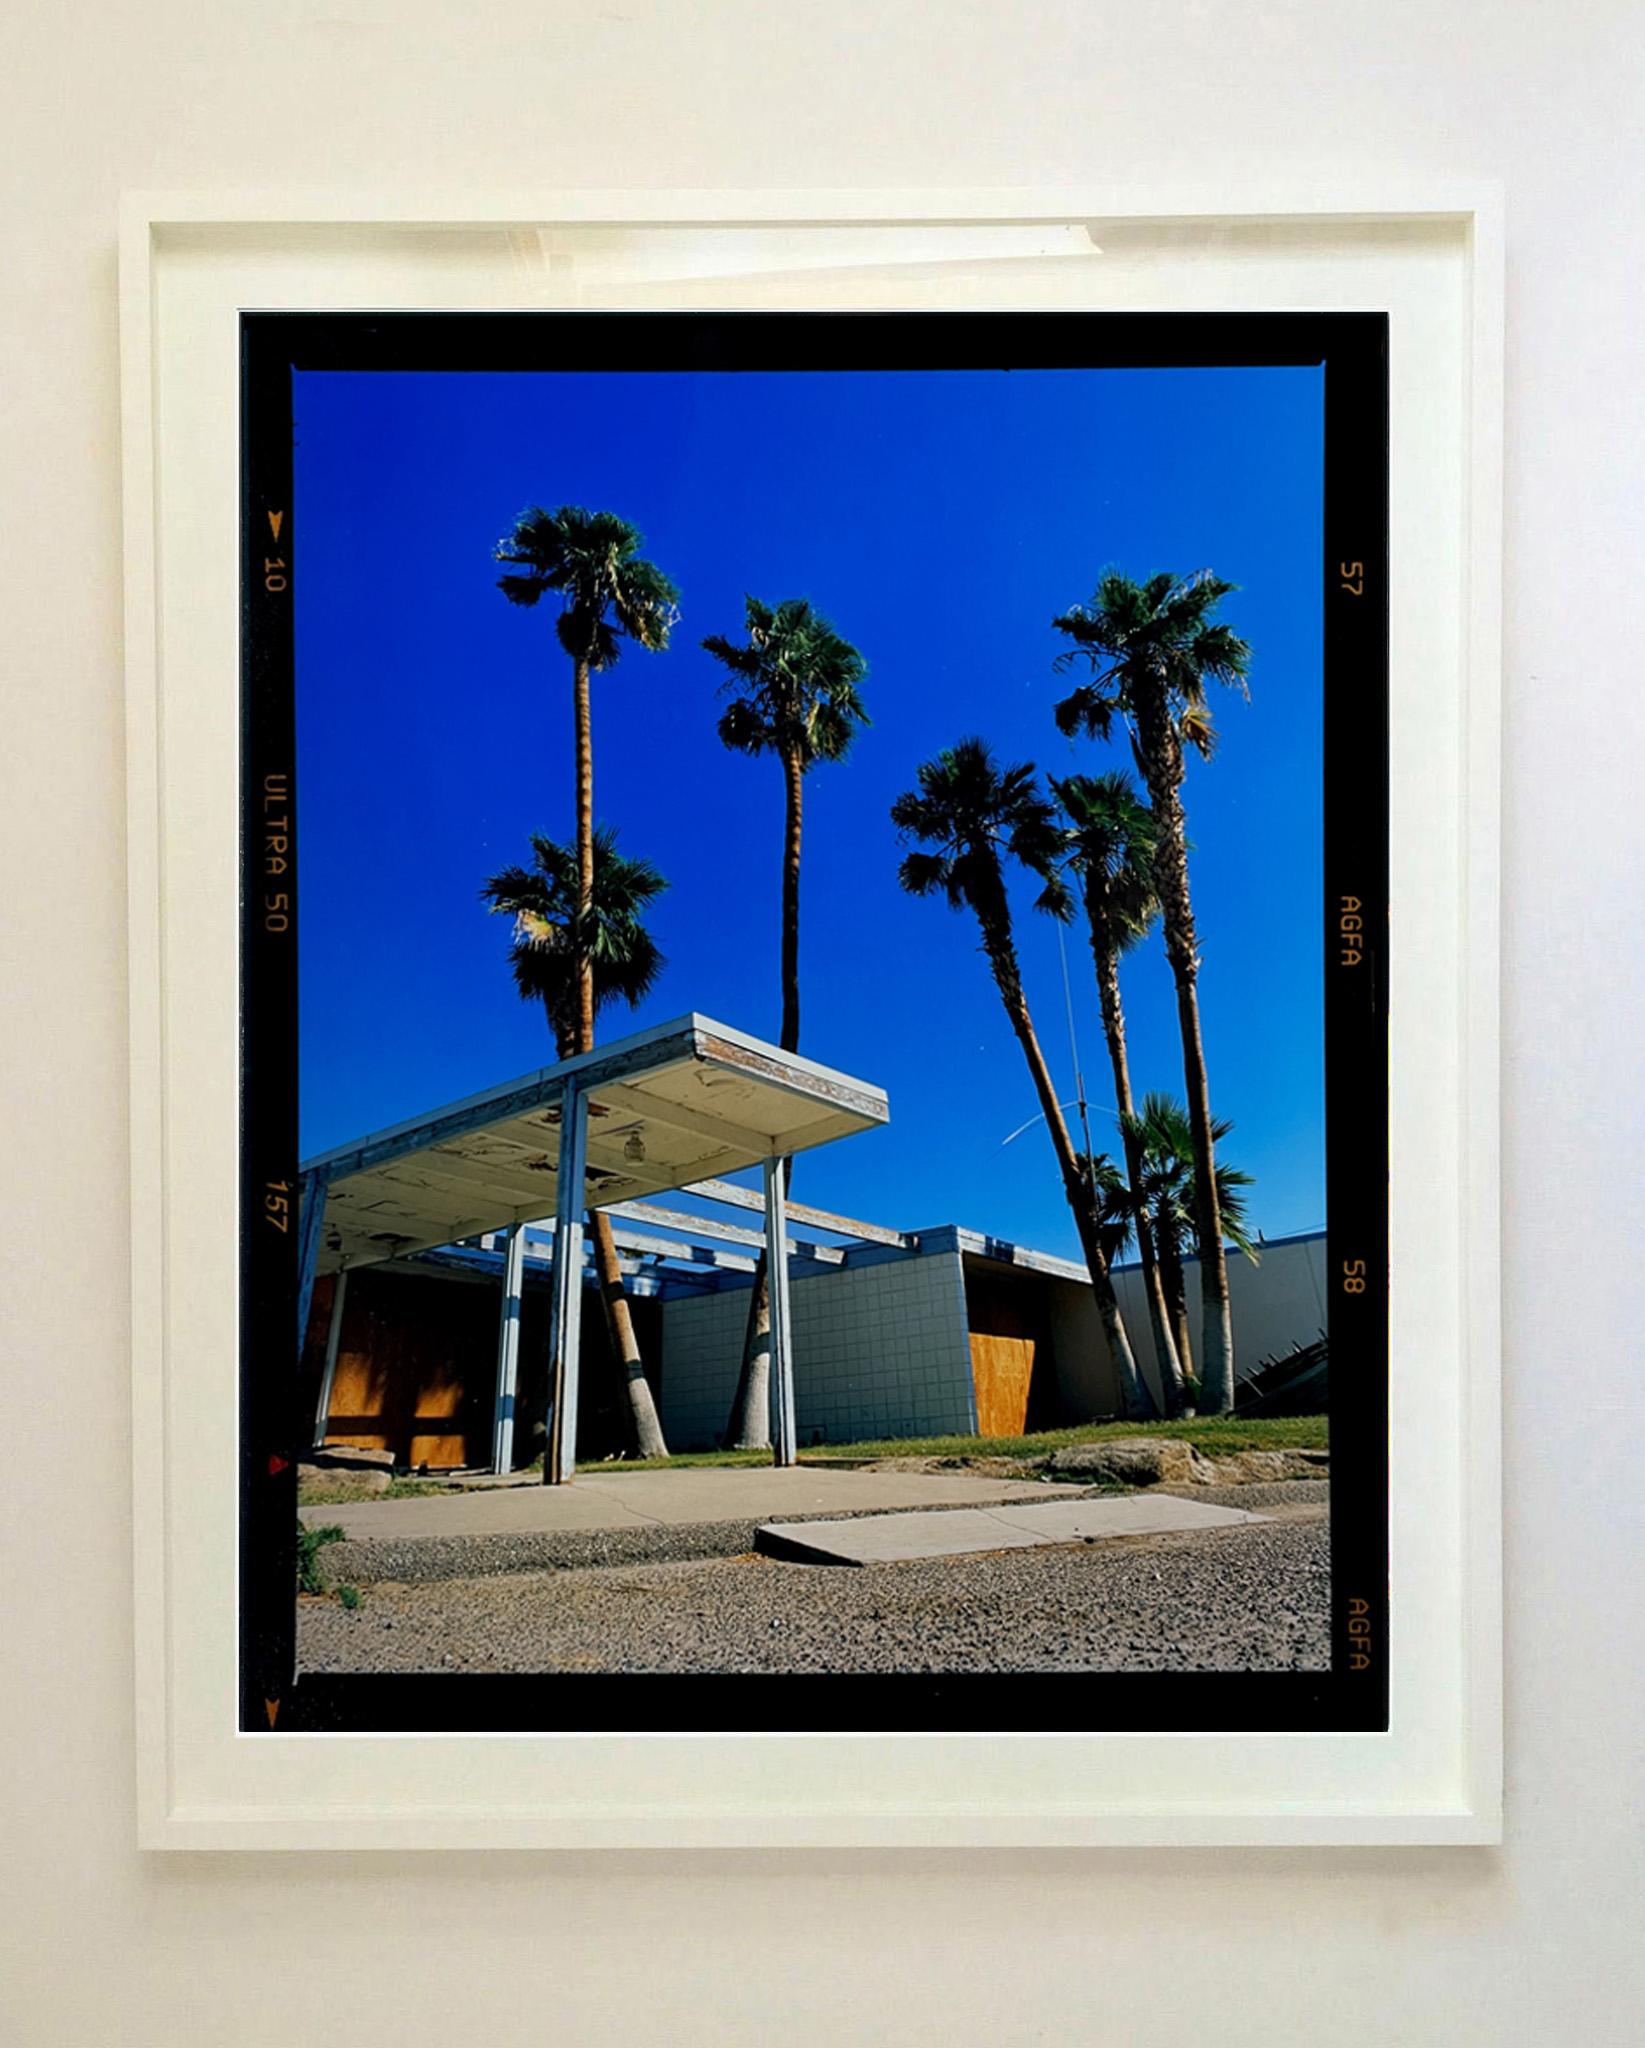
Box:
(480, 827, 672, 1459)
(702, 597, 869, 1448)
(496, 505, 679, 1054)
(1078, 1149, 1139, 1270)
(892, 738, 1154, 1421)
(1053, 569, 1252, 1412)
(496, 505, 678, 1479)
(1126, 1094, 1259, 1403)
(1050, 770, 1187, 1414)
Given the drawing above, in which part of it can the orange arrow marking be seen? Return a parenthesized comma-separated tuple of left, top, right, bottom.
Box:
(268, 510, 284, 541)
(265, 1698, 280, 1728)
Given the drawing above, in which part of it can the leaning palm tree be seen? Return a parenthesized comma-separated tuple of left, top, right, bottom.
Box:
(1053, 569, 1252, 1412)
(496, 506, 678, 1478)
(480, 827, 672, 1459)
(892, 738, 1154, 1420)
(1126, 1093, 1259, 1403)
(702, 597, 869, 1449)
(496, 505, 679, 1054)
(1050, 770, 1186, 1414)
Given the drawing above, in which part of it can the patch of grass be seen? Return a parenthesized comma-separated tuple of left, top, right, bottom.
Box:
(299, 1475, 498, 1505)
(549, 1413, 1328, 1475)
(296, 1521, 345, 1593)
(336, 1583, 363, 1611)
(817, 1414, 1329, 1463)
(298, 1415, 1327, 1497)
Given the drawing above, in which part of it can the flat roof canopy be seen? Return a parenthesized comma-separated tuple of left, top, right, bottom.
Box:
(302, 1014, 889, 1275)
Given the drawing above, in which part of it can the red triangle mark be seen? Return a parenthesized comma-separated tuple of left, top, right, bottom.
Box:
(265, 1698, 280, 1728)
(268, 1453, 290, 1477)
(268, 509, 284, 541)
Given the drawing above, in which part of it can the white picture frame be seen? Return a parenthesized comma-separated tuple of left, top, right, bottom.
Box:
(122, 187, 1502, 1849)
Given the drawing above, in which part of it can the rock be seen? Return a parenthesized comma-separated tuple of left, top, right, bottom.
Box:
(298, 1463, 393, 1499)
(1203, 1449, 1330, 1484)
(1048, 1438, 1216, 1487)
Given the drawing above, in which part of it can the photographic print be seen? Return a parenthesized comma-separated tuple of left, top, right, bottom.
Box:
(244, 310, 1387, 1735)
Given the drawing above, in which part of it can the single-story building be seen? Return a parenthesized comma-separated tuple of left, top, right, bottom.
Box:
(300, 1192, 1329, 1467)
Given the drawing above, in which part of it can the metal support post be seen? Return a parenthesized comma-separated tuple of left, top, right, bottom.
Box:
(765, 1156, 797, 1467)
(491, 1225, 526, 1474)
(544, 1086, 589, 1485)
(312, 1266, 348, 1449)
(294, 1169, 326, 1366)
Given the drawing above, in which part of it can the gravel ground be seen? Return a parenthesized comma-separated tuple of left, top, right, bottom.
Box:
(312, 1478, 1329, 1588)
(298, 1501, 1330, 1675)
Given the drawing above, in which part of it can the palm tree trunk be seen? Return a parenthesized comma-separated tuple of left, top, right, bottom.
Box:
(978, 901, 1154, 1421)
(1133, 695, 1236, 1413)
(1156, 1198, 1194, 1398)
(1171, 973, 1235, 1410)
(1091, 928, 1185, 1415)
(722, 748, 806, 1449)
(572, 654, 595, 1056)
(547, 846, 668, 1462)
(587, 1210, 669, 1457)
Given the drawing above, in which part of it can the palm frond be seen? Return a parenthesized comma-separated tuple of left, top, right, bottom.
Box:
(703, 593, 868, 771)
(479, 822, 669, 1034)
(496, 503, 677, 668)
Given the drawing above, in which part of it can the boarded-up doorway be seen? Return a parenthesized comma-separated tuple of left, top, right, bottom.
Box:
(964, 1265, 1058, 1436)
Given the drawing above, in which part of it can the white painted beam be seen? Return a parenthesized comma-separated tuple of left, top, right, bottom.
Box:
(682, 1177, 908, 1249)
(603, 1199, 845, 1265)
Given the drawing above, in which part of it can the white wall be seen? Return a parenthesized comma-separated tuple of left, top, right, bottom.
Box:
(1112, 1232, 1331, 1390)
(659, 1250, 976, 1448)
(1049, 1236, 1330, 1418)
(4, 3, 1642, 2043)
(1046, 1274, 1125, 1419)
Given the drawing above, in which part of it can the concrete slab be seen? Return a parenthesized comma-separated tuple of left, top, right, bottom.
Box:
(756, 1493, 1266, 1565)
(301, 1465, 1065, 1544)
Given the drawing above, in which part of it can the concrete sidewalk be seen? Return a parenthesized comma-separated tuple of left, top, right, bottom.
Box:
(301, 1464, 1063, 1544)
(757, 1493, 1265, 1565)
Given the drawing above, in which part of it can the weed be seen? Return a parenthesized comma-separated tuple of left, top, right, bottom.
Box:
(297, 1521, 346, 1594)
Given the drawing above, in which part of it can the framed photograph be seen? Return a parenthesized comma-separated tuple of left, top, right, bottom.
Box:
(122, 189, 1502, 1847)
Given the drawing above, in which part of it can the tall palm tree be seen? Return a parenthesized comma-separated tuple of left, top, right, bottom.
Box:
(1053, 569, 1252, 1412)
(496, 505, 678, 1478)
(702, 597, 869, 1449)
(496, 505, 679, 1053)
(480, 827, 672, 1460)
(1049, 770, 1186, 1414)
(892, 738, 1154, 1421)
(1125, 1093, 1259, 1402)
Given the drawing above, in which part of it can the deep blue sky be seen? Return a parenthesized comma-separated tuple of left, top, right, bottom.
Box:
(294, 363, 1324, 1261)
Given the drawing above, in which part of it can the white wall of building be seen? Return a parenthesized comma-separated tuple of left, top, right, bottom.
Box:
(1044, 1275, 1126, 1421)
(1114, 1231, 1331, 1388)
(658, 1248, 975, 1449)
(1048, 1232, 1330, 1419)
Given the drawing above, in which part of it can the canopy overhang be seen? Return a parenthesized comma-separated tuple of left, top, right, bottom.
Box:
(302, 1013, 889, 1277)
